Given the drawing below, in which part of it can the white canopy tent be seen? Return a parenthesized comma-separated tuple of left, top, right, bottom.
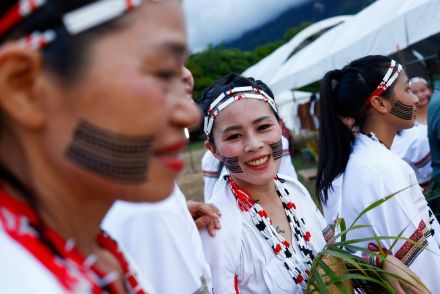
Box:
(242, 15, 352, 83)
(269, 0, 440, 94)
(275, 90, 315, 134)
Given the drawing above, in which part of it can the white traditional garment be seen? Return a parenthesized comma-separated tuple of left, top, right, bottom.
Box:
(0, 229, 67, 294)
(102, 185, 212, 294)
(200, 174, 330, 293)
(202, 136, 298, 202)
(336, 133, 440, 291)
(0, 189, 152, 294)
(322, 174, 343, 224)
(391, 123, 432, 187)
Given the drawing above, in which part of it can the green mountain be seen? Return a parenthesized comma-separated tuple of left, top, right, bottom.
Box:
(222, 0, 375, 51)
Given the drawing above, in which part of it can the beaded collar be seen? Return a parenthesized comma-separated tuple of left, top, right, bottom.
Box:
(0, 188, 146, 294)
(361, 131, 386, 147)
(228, 176, 316, 288)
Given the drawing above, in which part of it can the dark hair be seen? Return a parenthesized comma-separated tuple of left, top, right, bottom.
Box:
(317, 55, 396, 203)
(0, 1, 126, 83)
(198, 73, 279, 146)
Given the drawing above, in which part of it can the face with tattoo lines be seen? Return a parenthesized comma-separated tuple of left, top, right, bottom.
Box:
(387, 70, 419, 130)
(208, 98, 282, 188)
(39, 1, 198, 202)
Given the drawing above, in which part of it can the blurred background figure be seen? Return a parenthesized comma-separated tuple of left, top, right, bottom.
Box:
(410, 77, 432, 126)
(427, 48, 440, 218)
(391, 76, 432, 191)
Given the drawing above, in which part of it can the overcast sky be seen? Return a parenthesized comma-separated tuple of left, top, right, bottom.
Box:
(183, 0, 309, 52)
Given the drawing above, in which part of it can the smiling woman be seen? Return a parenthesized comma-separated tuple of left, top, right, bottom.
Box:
(198, 74, 332, 293)
(0, 0, 200, 293)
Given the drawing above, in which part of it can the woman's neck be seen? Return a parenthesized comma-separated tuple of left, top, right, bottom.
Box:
(231, 176, 278, 203)
(417, 104, 428, 124)
(360, 121, 396, 149)
(1, 154, 112, 255)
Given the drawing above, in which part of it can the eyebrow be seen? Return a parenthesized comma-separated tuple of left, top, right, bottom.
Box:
(155, 42, 187, 57)
(222, 116, 273, 133)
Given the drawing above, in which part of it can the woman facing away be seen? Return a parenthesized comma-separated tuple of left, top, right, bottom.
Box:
(198, 73, 425, 293)
(318, 55, 440, 292)
(0, 0, 200, 293)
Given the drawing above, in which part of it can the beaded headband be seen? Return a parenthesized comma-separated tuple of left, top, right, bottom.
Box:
(0, 0, 143, 50)
(203, 85, 278, 137)
(359, 59, 402, 112)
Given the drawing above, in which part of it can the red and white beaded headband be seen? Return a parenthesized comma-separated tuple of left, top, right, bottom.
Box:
(359, 59, 402, 111)
(0, 0, 143, 50)
(203, 85, 278, 137)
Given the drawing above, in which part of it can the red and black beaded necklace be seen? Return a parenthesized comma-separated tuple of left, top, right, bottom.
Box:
(228, 175, 316, 288)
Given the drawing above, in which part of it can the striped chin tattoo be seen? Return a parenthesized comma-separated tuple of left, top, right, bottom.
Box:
(65, 120, 153, 184)
(221, 156, 243, 173)
(390, 100, 414, 120)
(270, 139, 283, 160)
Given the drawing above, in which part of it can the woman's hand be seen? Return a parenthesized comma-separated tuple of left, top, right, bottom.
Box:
(187, 200, 221, 237)
(383, 255, 430, 294)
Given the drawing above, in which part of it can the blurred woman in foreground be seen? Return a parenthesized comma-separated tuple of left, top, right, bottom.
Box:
(0, 0, 199, 292)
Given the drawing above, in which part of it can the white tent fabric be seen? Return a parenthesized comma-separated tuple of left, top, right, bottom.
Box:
(269, 0, 440, 94)
(242, 16, 352, 83)
(275, 90, 314, 134)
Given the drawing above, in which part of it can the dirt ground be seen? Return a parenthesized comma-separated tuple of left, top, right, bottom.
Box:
(177, 146, 206, 202)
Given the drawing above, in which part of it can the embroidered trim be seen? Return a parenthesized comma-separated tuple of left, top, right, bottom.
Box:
(202, 170, 220, 178)
(414, 152, 431, 169)
(395, 220, 431, 266)
(228, 176, 315, 288)
(322, 224, 335, 244)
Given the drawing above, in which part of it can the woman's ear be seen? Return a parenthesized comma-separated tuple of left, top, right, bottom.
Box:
(205, 139, 221, 160)
(0, 44, 45, 129)
(369, 95, 390, 114)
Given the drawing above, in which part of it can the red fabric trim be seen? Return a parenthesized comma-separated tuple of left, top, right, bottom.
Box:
(0, 3, 22, 35)
(234, 274, 240, 294)
(414, 152, 431, 168)
(395, 220, 429, 266)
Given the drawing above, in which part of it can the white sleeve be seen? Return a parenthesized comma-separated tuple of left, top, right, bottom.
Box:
(343, 173, 426, 253)
(200, 192, 242, 294)
(202, 151, 221, 202)
(279, 137, 298, 180)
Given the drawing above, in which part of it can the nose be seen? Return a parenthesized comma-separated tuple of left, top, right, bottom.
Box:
(169, 86, 202, 130)
(243, 133, 264, 153)
(411, 90, 419, 105)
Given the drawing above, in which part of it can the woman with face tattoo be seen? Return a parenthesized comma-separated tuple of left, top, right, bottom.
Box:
(318, 55, 440, 292)
(197, 73, 426, 293)
(102, 66, 219, 294)
(0, 0, 200, 293)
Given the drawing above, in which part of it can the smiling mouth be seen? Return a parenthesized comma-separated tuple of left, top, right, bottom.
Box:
(246, 155, 269, 167)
